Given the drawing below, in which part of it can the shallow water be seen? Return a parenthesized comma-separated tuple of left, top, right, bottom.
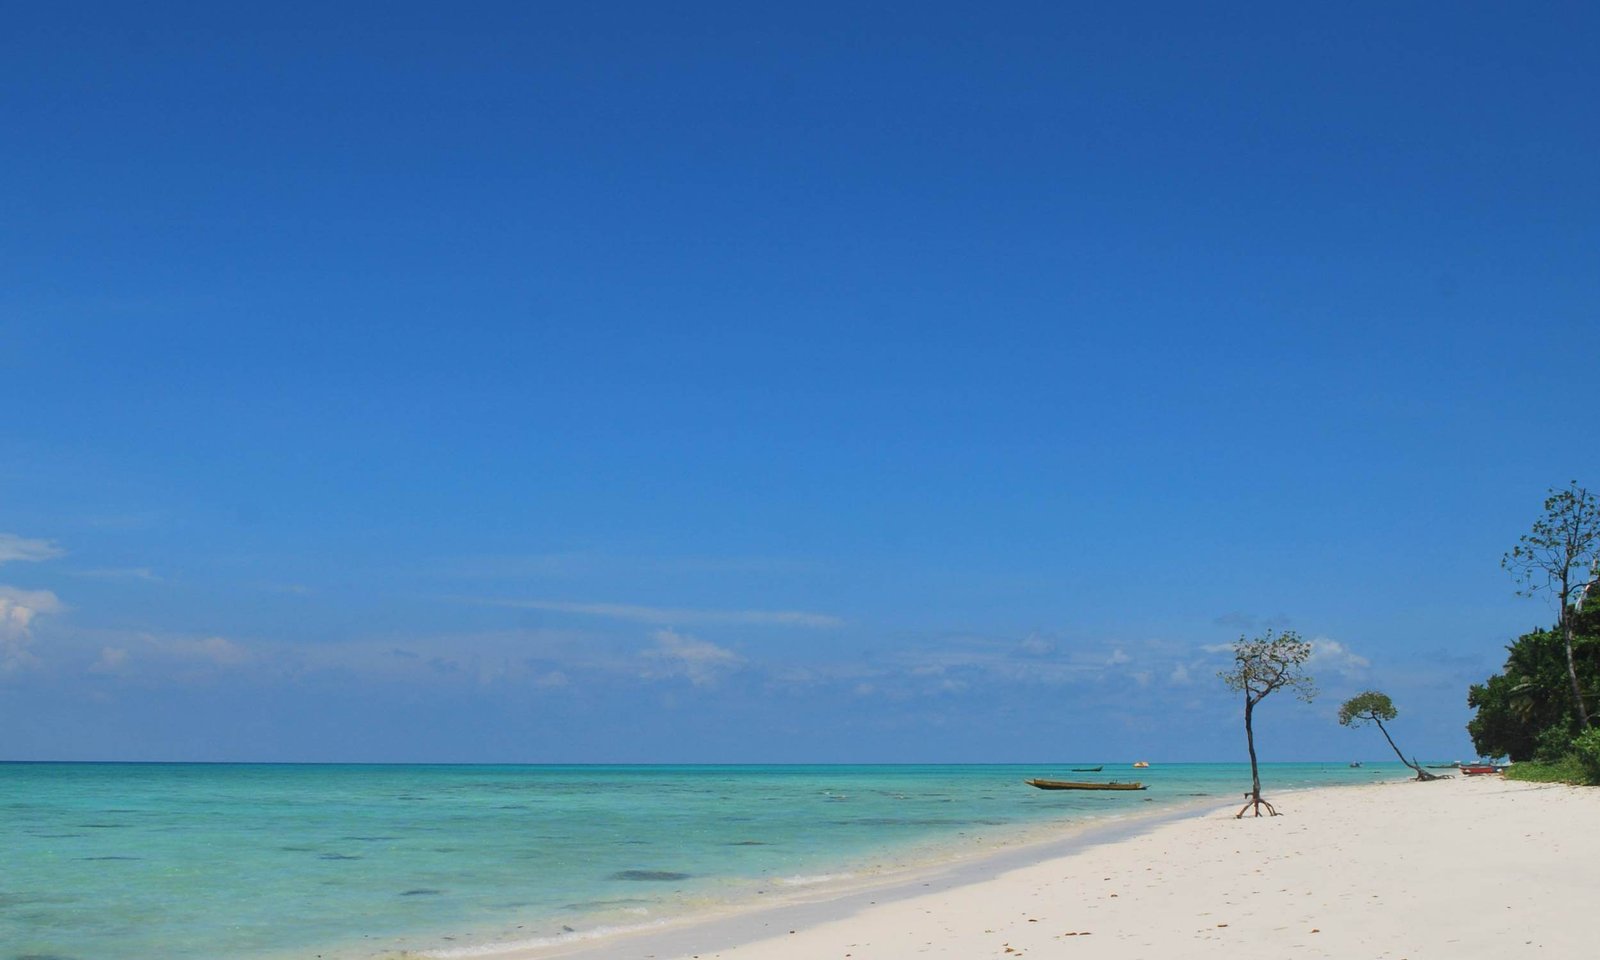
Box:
(1, 762, 1401, 960)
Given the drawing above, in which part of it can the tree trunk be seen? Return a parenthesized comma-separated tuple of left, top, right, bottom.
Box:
(1244, 695, 1260, 803)
(1374, 717, 1413, 768)
(1374, 718, 1441, 780)
(1561, 608, 1591, 728)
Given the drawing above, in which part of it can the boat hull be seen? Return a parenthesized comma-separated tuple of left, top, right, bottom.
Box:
(1025, 779, 1146, 791)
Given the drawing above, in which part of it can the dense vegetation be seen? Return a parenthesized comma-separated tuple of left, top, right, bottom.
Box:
(1503, 732, 1600, 786)
(1467, 483, 1598, 785)
(1466, 600, 1599, 763)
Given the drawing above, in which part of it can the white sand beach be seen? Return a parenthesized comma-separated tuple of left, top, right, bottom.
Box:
(516, 776, 1598, 960)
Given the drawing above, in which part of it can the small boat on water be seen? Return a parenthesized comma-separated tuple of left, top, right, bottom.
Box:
(1131, 761, 1150, 768)
(1071, 765, 1103, 772)
(1025, 779, 1147, 791)
(1349, 761, 1362, 768)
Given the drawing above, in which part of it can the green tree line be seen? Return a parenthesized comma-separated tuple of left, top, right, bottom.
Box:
(1468, 481, 1600, 784)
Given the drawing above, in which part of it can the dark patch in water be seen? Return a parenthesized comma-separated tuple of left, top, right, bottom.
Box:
(17, 954, 80, 960)
(280, 846, 314, 852)
(33, 833, 86, 839)
(614, 839, 650, 845)
(562, 897, 651, 910)
(400, 889, 442, 896)
(342, 836, 398, 842)
(78, 856, 141, 861)
(726, 840, 767, 846)
(319, 853, 362, 860)
(831, 817, 966, 827)
(609, 870, 690, 882)
(77, 823, 127, 829)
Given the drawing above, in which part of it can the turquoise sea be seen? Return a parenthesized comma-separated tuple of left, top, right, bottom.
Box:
(3, 762, 1403, 960)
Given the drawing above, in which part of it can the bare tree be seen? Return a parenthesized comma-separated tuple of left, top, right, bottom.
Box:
(1337, 690, 1442, 781)
(1503, 482, 1600, 728)
(1219, 629, 1315, 817)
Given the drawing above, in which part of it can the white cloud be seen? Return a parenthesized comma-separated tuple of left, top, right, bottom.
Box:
(1169, 663, 1192, 685)
(642, 628, 743, 686)
(0, 586, 64, 671)
(464, 597, 843, 628)
(1309, 637, 1370, 677)
(0, 533, 63, 566)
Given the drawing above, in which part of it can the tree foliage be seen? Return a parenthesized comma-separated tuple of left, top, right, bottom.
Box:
(1220, 629, 1317, 704)
(1337, 690, 1397, 727)
(1502, 481, 1600, 727)
(1467, 600, 1600, 761)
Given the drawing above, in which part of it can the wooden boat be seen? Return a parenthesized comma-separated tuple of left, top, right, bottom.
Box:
(1025, 779, 1147, 791)
(1459, 764, 1502, 776)
(1131, 761, 1150, 768)
(1071, 765, 1103, 772)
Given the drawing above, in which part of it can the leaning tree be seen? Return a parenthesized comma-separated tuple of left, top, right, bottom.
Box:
(1503, 482, 1600, 729)
(1337, 690, 1442, 781)
(1219, 629, 1316, 818)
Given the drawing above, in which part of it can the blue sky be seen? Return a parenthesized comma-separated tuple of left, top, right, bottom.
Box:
(2, 2, 1596, 762)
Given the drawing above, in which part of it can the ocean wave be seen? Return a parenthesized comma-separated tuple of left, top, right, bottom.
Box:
(415, 918, 670, 958)
(773, 872, 856, 887)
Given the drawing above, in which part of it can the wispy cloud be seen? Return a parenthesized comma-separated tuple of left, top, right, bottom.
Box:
(72, 567, 162, 583)
(641, 628, 743, 686)
(0, 585, 65, 671)
(459, 597, 843, 628)
(0, 533, 63, 566)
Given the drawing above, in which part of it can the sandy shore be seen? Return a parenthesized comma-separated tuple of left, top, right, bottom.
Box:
(499, 775, 1597, 960)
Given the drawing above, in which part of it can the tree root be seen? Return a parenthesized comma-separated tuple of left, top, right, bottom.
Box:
(1236, 793, 1279, 818)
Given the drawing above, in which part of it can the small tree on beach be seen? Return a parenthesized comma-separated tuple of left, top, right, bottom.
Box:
(1503, 482, 1600, 729)
(1337, 690, 1441, 781)
(1219, 629, 1315, 818)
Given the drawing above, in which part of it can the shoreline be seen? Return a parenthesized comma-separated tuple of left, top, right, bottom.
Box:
(379, 790, 1234, 960)
(421, 775, 1596, 960)
(399, 794, 1233, 960)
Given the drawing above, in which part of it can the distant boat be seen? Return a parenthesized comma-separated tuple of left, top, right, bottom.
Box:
(1349, 761, 1362, 768)
(1070, 765, 1103, 772)
(1025, 779, 1147, 791)
(1131, 761, 1150, 768)
(1425, 763, 1460, 769)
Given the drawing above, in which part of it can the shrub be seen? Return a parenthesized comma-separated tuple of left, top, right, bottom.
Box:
(1535, 724, 1576, 762)
(1572, 727, 1600, 785)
